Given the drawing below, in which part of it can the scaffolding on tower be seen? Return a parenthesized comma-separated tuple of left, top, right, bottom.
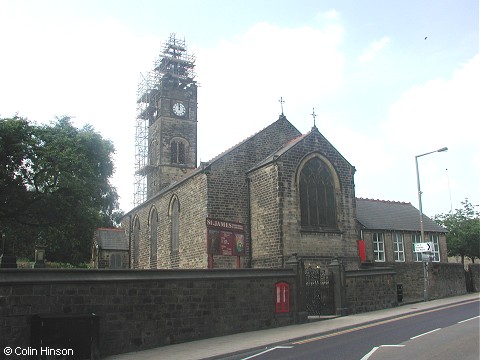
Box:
(133, 33, 196, 207)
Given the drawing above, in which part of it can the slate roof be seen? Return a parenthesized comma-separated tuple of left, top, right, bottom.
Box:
(248, 131, 308, 173)
(356, 198, 447, 233)
(124, 114, 301, 216)
(94, 228, 129, 251)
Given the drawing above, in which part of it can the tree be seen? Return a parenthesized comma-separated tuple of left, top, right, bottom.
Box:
(0, 116, 122, 264)
(435, 198, 480, 265)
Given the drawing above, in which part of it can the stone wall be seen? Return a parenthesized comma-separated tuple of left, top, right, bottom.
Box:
(0, 268, 297, 357)
(95, 250, 129, 269)
(377, 262, 466, 303)
(206, 116, 300, 268)
(468, 263, 480, 292)
(123, 172, 209, 269)
(271, 128, 359, 269)
(249, 163, 283, 268)
(344, 267, 397, 314)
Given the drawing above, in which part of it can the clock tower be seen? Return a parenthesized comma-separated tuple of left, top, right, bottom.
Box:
(134, 34, 197, 204)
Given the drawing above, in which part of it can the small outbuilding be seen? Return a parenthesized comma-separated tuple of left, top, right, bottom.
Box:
(91, 228, 129, 269)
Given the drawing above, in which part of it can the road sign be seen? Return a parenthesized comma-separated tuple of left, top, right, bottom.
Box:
(414, 242, 433, 252)
(422, 253, 432, 262)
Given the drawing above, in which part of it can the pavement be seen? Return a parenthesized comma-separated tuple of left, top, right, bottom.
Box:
(105, 293, 480, 360)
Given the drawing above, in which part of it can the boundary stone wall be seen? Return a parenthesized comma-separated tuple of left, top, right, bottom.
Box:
(376, 262, 467, 303)
(0, 268, 297, 357)
(344, 267, 397, 314)
(468, 264, 480, 292)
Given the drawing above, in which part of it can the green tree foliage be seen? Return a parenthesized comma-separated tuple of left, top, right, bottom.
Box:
(0, 116, 123, 264)
(435, 198, 480, 265)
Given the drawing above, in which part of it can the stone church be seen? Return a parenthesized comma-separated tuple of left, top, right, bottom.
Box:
(122, 109, 359, 269)
(121, 35, 446, 270)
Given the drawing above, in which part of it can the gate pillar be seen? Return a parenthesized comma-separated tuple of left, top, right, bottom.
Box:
(285, 253, 308, 324)
(328, 258, 349, 316)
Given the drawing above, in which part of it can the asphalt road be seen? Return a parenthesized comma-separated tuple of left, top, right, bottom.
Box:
(222, 299, 479, 360)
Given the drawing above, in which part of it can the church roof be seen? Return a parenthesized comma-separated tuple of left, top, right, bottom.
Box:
(356, 198, 447, 233)
(124, 114, 300, 215)
(204, 114, 300, 167)
(247, 125, 354, 173)
(248, 131, 309, 172)
(94, 228, 129, 251)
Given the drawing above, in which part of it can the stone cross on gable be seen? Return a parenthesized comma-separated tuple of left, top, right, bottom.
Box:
(279, 97, 285, 115)
(310, 108, 317, 128)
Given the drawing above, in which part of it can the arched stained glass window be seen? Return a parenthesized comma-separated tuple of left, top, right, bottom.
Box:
(299, 157, 337, 229)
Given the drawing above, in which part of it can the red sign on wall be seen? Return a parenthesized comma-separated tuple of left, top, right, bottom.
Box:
(206, 218, 245, 256)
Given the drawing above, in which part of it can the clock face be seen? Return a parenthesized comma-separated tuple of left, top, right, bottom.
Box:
(172, 102, 186, 116)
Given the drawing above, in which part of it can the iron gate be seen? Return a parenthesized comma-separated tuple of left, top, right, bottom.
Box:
(305, 267, 335, 316)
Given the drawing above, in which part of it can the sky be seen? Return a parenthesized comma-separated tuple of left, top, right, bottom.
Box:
(0, 0, 478, 218)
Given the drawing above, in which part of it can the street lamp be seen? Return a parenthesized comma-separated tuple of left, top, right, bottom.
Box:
(415, 146, 448, 302)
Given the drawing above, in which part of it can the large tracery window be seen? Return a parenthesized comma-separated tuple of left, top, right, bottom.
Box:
(299, 157, 337, 230)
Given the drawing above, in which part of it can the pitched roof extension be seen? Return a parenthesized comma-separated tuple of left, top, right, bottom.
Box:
(356, 198, 447, 233)
(94, 228, 129, 251)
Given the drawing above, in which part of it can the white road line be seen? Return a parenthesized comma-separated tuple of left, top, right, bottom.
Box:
(241, 346, 293, 360)
(458, 315, 480, 324)
(360, 345, 405, 360)
(410, 328, 441, 340)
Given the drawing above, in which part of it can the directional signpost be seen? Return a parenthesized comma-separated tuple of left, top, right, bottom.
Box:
(414, 242, 433, 303)
(414, 242, 433, 253)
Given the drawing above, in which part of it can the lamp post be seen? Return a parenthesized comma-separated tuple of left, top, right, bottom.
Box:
(415, 146, 448, 302)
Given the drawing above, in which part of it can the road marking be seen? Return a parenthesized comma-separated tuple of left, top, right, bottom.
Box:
(240, 346, 293, 360)
(293, 299, 479, 345)
(361, 345, 405, 360)
(410, 328, 441, 339)
(458, 315, 480, 324)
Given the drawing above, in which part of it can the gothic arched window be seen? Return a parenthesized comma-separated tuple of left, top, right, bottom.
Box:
(171, 197, 180, 252)
(299, 157, 337, 230)
(133, 217, 140, 269)
(149, 207, 158, 268)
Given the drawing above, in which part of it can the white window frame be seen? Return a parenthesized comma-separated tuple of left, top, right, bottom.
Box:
(412, 233, 423, 262)
(373, 232, 385, 262)
(429, 234, 440, 262)
(393, 232, 405, 262)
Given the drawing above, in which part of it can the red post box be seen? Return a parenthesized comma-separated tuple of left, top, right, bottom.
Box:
(275, 282, 290, 313)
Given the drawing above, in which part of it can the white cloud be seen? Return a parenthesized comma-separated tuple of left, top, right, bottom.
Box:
(315, 9, 340, 21)
(382, 54, 480, 150)
(195, 22, 345, 162)
(358, 36, 391, 63)
(0, 12, 163, 209)
(374, 54, 480, 215)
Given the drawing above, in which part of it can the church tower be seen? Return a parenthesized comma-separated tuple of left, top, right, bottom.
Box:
(134, 34, 197, 205)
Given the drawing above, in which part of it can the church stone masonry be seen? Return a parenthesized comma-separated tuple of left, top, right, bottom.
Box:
(122, 113, 360, 270)
(248, 126, 358, 269)
(123, 34, 361, 270)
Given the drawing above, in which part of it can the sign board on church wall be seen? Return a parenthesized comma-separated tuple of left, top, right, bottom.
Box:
(206, 218, 245, 256)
